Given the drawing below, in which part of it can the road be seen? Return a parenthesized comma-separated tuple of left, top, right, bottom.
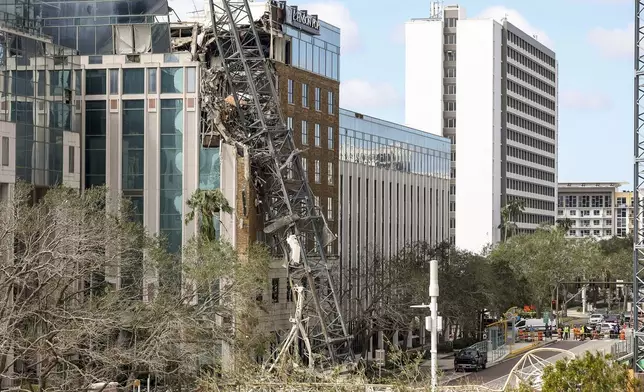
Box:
(443, 340, 585, 386)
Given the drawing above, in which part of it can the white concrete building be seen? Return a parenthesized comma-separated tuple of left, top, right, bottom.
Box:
(558, 182, 631, 239)
(405, 5, 558, 253)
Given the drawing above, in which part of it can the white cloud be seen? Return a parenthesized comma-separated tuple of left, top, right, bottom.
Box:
(560, 90, 612, 111)
(476, 6, 554, 49)
(587, 23, 633, 59)
(340, 80, 401, 111)
(300, 1, 360, 53)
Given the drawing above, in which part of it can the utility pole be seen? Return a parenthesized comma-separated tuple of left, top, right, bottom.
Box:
(429, 259, 439, 392)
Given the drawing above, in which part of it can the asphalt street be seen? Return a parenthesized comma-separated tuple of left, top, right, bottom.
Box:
(444, 340, 585, 386)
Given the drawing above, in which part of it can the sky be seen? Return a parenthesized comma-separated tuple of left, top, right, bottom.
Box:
(170, 0, 634, 186)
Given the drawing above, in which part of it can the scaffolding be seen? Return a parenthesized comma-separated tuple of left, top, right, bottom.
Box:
(203, 0, 354, 369)
(634, 0, 644, 372)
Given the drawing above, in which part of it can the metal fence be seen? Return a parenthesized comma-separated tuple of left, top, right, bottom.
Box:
(611, 338, 633, 359)
(464, 339, 508, 364)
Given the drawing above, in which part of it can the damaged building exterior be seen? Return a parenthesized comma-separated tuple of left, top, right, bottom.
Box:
(405, 4, 558, 253)
(0, 0, 82, 201)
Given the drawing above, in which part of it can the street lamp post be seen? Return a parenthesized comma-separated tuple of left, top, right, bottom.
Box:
(412, 259, 439, 392)
(429, 259, 439, 392)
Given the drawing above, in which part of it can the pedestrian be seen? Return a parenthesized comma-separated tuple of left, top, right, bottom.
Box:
(557, 326, 563, 341)
(564, 325, 569, 340)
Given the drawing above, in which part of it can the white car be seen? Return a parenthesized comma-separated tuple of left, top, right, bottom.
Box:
(599, 322, 617, 334)
(589, 314, 604, 325)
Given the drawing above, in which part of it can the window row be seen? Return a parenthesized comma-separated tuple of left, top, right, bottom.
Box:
(616, 197, 633, 207)
(289, 118, 335, 149)
(507, 178, 555, 197)
(507, 145, 555, 168)
(507, 161, 555, 182)
(507, 129, 555, 154)
(445, 83, 456, 95)
(298, 157, 335, 186)
(288, 35, 340, 81)
(514, 212, 555, 225)
(569, 229, 612, 238)
(575, 219, 612, 227)
(507, 113, 555, 140)
(508, 97, 555, 126)
(507, 47, 556, 82)
(287, 79, 335, 114)
(507, 31, 556, 67)
(86, 67, 196, 95)
(508, 63, 555, 97)
(507, 79, 555, 111)
(507, 195, 554, 211)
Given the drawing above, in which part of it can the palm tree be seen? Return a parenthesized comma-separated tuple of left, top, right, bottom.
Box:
(185, 189, 233, 241)
(499, 199, 526, 242)
(556, 218, 574, 233)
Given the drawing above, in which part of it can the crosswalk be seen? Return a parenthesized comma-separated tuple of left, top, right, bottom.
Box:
(482, 340, 615, 390)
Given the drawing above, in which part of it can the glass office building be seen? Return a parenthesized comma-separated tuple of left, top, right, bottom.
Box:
(339, 109, 450, 178)
(284, 21, 340, 81)
(0, 0, 80, 187)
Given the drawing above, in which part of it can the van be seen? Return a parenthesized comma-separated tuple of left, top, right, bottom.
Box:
(516, 318, 547, 332)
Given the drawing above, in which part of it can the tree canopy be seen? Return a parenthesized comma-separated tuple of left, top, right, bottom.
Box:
(541, 352, 641, 392)
(0, 184, 270, 391)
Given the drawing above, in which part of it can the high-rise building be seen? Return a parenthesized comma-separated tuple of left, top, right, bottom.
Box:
(405, 4, 558, 252)
(338, 108, 450, 358)
(557, 182, 632, 239)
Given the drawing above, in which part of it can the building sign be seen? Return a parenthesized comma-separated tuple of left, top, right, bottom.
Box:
(270, 1, 320, 35)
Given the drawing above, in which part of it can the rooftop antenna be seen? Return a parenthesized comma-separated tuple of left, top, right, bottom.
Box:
(430, 1, 443, 20)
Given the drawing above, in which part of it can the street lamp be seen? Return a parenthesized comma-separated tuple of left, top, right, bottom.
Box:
(411, 259, 439, 392)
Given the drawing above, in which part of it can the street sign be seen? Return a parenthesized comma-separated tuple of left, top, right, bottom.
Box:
(543, 311, 550, 325)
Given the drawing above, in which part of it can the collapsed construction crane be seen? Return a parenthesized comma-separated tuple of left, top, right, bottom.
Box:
(201, 0, 354, 370)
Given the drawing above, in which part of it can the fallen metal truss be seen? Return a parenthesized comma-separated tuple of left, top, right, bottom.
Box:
(204, 0, 354, 369)
(635, 0, 644, 372)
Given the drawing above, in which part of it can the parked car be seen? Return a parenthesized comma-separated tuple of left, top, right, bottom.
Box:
(604, 314, 621, 324)
(454, 348, 487, 372)
(589, 314, 604, 325)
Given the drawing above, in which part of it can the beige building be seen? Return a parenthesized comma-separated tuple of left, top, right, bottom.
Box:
(557, 182, 632, 239)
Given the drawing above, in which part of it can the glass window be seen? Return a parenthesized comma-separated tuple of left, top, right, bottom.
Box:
(161, 68, 184, 93)
(327, 162, 333, 185)
(37, 71, 46, 96)
(123, 69, 144, 94)
(160, 99, 184, 253)
(287, 117, 293, 130)
(302, 83, 308, 107)
(86, 70, 106, 95)
(68, 145, 75, 173)
(123, 100, 145, 190)
(148, 68, 157, 93)
(328, 127, 334, 149)
(314, 160, 320, 183)
(13, 70, 34, 97)
(186, 67, 197, 93)
(327, 197, 333, 220)
(314, 123, 320, 147)
(314, 87, 320, 111)
(301, 120, 308, 145)
(85, 100, 107, 188)
(328, 91, 334, 114)
(109, 69, 119, 94)
(287, 79, 293, 104)
(1, 136, 8, 166)
(50, 70, 71, 96)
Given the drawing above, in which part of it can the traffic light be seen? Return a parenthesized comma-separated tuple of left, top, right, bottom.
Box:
(551, 300, 556, 310)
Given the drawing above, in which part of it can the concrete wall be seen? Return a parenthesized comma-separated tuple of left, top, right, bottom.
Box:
(455, 19, 503, 253)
